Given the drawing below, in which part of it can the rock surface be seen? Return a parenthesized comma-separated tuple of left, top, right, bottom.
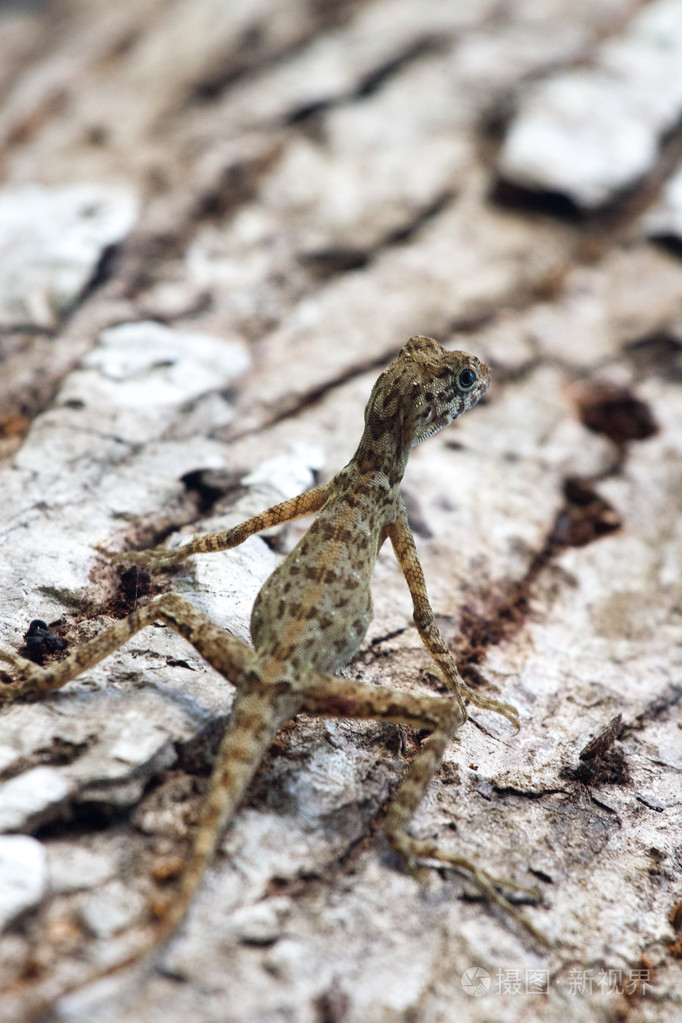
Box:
(0, 3, 681, 1023)
(498, 0, 682, 208)
(0, 184, 138, 329)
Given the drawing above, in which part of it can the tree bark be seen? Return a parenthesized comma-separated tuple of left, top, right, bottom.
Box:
(1, 2, 681, 1022)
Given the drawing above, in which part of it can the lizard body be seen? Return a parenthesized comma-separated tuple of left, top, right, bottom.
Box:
(0, 335, 543, 1015)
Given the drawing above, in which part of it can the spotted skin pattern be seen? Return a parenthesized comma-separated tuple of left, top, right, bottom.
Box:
(0, 336, 544, 1013)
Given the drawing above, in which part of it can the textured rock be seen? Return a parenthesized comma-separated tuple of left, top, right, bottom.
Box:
(0, 835, 47, 929)
(644, 164, 682, 243)
(0, 3, 681, 1023)
(0, 767, 71, 833)
(0, 184, 138, 328)
(498, 0, 682, 207)
(79, 880, 148, 939)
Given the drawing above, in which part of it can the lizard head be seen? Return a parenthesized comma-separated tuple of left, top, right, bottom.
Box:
(364, 336, 490, 453)
(400, 335, 490, 447)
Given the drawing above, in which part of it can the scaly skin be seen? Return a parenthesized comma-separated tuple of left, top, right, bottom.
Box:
(0, 336, 545, 1019)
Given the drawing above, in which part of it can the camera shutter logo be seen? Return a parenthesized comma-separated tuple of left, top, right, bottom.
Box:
(461, 967, 491, 996)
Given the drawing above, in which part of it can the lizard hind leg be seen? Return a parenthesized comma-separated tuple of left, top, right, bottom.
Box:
(0, 592, 254, 704)
(384, 727, 548, 946)
(300, 673, 546, 945)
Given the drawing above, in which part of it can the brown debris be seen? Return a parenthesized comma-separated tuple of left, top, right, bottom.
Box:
(574, 384, 658, 446)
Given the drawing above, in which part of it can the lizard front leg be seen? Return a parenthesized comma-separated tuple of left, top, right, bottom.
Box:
(113, 482, 331, 571)
(300, 674, 544, 944)
(387, 507, 519, 729)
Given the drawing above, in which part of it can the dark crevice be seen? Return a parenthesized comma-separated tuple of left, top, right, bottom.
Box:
(116, 230, 194, 298)
(228, 348, 401, 440)
(190, 145, 284, 225)
(298, 246, 370, 278)
(627, 684, 682, 728)
(490, 180, 584, 222)
(634, 791, 665, 813)
(491, 114, 682, 244)
(402, 489, 433, 540)
(285, 35, 446, 125)
(299, 191, 454, 281)
(181, 467, 247, 514)
(448, 309, 498, 335)
(190, 31, 271, 100)
(177, 713, 231, 774)
(33, 801, 134, 839)
(313, 985, 351, 1023)
(450, 476, 622, 681)
(0, 241, 120, 339)
(357, 36, 446, 97)
(489, 783, 566, 800)
(365, 627, 408, 650)
(69, 242, 122, 313)
(573, 384, 658, 447)
(0, 738, 92, 783)
(623, 331, 682, 382)
(0, 323, 55, 337)
(188, 1, 361, 104)
(650, 232, 682, 259)
(105, 564, 155, 618)
(588, 793, 623, 819)
(385, 191, 455, 246)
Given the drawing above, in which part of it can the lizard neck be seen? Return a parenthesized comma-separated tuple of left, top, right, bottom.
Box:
(351, 419, 409, 485)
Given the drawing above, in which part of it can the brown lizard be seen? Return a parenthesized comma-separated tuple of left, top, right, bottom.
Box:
(0, 335, 544, 1011)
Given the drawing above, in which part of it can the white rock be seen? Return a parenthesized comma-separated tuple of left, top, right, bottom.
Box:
(1, 320, 251, 625)
(499, 0, 682, 207)
(47, 842, 117, 894)
(107, 719, 176, 768)
(67, 320, 252, 444)
(643, 164, 682, 241)
(0, 835, 47, 928)
(0, 183, 139, 328)
(0, 766, 71, 833)
(241, 442, 326, 499)
(79, 879, 147, 938)
(228, 897, 290, 944)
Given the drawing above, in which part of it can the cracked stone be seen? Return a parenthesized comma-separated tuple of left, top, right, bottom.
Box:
(1, 3, 682, 1021)
(79, 879, 147, 938)
(63, 320, 252, 445)
(0, 835, 47, 929)
(108, 722, 177, 768)
(0, 766, 71, 833)
(229, 897, 291, 945)
(498, 0, 682, 208)
(46, 841, 117, 895)
(644, 164, 682, 243)
(0, 183, 139, 328)
(1, 319, 252, 626)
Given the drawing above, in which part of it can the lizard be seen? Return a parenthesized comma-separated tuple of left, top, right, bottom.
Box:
(0, 335, 545, 1012)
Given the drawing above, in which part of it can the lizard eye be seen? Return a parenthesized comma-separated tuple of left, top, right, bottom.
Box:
(458, 368, 477, 389)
